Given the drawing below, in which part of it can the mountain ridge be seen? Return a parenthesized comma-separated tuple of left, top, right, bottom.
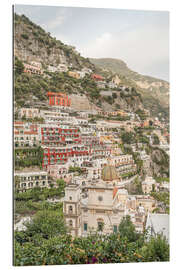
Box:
(14, 13, 169, 119)
(90, 57, 169, 83)
(90, 58, 169, 118)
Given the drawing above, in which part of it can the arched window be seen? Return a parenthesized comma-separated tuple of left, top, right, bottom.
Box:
(69, 205, 73, 213)
(69, 220, 73, 227)
(69, 196, 72, 200)
(97, 218, 104, 232)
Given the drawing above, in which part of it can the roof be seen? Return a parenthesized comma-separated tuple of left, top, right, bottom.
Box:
(15, 170, 47, 175)
(101, 164, 119, 182)
(14, 121, 24, 125)
(142, 176, 156, 185)
(113, 186, 118, 198)
(24, 63, 41, 70)
(91, 74, 104, 80)
(47, 92, 68, 97)
(146, 213, 169, 242)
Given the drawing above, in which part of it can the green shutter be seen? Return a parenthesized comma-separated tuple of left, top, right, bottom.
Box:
(84, 223, 87, 231)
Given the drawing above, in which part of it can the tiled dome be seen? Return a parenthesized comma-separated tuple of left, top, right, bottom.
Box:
(101, 165, 119, 181)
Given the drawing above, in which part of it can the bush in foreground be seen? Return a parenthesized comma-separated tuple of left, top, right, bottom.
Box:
(14, 215, 169, 266)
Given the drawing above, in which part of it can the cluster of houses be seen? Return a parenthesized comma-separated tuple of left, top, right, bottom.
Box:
(63, 166, 169, 239)
(14, 92, 139, 191)
(14, 90, 169, 242)
(22, 59, 125, 90)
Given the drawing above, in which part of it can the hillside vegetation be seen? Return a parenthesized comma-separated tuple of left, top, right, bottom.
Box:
(14, 14, 169, 119)
(14, 14, 95, 71)
(90, 58, 169, 119)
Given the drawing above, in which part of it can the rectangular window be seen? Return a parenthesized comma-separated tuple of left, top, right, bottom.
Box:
(84, 223, 87, 231)
(113, 225, 117, 233)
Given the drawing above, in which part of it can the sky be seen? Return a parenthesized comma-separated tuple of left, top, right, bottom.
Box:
(14, 5, 169, 81)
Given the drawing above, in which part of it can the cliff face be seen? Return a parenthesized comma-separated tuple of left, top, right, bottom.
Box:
(149, 148, 169, 178)
(142, 148, 169, 178)
(14, 14, 152, 114)
(101, 93, 143, 112)
(90, 58, 169, 119)
(14, 14, 95, 71)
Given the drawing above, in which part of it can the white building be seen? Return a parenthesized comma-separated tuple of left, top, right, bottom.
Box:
(80, 126, 94, 135)
(63, 163, 158, 238)
(108, 81, 117, 89)
(47, 65, 58, 73)
(142, 176, 157, 194)
(19, 108, 40, 119)
(30, 61, 42, 68)
(85, 167, 102, 181)
(75, 118, 88, 126)
(140, 150, 149, 161)
(14, 122, 40, 147)
(145, 213, 169, 243)
(57, 64, 68, 72)
(97, 81, 106, 89)
(69, 154, 91, 168)
(81, 67, 92, 74)
(63, 183, 82, 237)
(109, 155, 136, 175)
(14, 170, 51, 192)
(47, 164, 74, 184)
(160, 181, 170, 191)
(47, 64, 68, 73)
(40, 110, 73, 125)
(63, 164, 135, 237)
(125, 206, 146, 233)
(77, 71, 86, 78)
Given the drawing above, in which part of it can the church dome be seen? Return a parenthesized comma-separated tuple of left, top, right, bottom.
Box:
(101, 165, 119, 181)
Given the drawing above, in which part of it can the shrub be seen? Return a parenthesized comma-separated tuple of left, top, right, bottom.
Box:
(140, 234, 169, 262)
(21, 33, 29, 40)
(121, 132, 135, 144)
(112, 93, 117, 99)
(14, 57, 24, 76)
(14, 216, 169, 266)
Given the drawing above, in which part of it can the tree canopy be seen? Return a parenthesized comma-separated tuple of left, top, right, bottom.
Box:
(14, 214, 169, 266)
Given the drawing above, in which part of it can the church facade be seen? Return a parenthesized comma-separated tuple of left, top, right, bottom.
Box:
(63, 164, 128, 236)
(63, 164, 157, 237)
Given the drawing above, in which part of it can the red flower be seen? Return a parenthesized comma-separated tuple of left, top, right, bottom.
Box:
(92, 256, 98, 263)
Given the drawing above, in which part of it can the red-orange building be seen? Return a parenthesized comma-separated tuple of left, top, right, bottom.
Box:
(47, 92, 71, 107)
(42, 146, 89, 168)
(91, 74, 104, 81)
(41, 126, 81, 146)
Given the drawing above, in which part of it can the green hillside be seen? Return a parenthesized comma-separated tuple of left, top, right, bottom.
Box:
(14, 14, 169, 119)
(90, 58, 169, 119)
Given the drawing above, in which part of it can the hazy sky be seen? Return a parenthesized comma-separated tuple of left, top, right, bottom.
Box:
(14, 5, 169, 81)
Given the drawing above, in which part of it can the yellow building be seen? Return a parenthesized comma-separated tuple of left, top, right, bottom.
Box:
(68, 71, 80, 79)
